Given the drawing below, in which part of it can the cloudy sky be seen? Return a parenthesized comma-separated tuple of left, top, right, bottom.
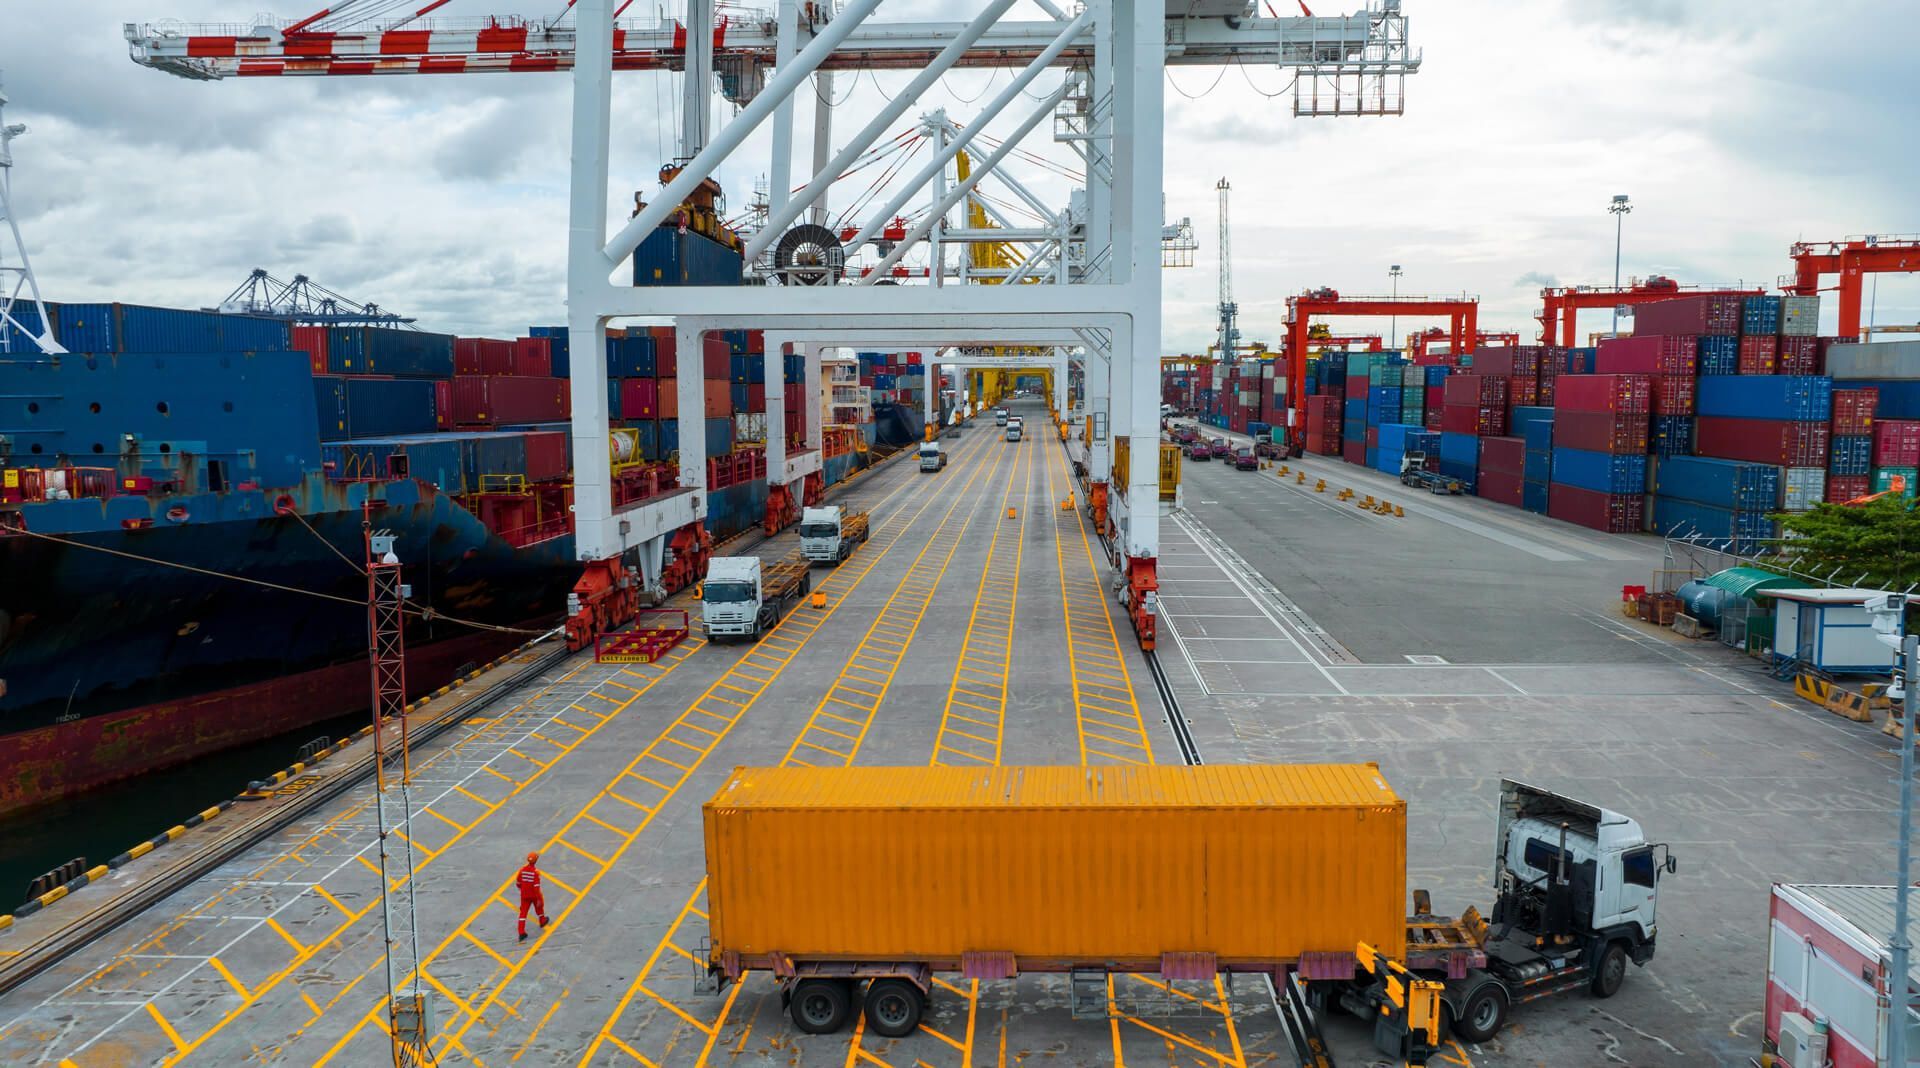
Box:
(3, 0, 1914, 351)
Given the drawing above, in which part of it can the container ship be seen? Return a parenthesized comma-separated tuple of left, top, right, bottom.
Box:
(0, 210, 941, 816)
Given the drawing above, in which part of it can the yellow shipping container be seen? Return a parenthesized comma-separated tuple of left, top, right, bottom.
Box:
(704, 764, 1406, 973)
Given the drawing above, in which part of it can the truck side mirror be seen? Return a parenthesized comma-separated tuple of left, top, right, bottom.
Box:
(1665, 855, 1677, 875)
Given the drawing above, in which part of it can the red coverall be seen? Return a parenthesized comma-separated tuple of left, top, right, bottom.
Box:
(516, 858, 548, 937)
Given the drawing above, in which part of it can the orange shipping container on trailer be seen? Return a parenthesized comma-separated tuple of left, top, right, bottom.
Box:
(703, 764, 1407, 969)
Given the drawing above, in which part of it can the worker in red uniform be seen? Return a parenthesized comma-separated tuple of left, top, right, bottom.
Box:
(516, 852, 549, 942)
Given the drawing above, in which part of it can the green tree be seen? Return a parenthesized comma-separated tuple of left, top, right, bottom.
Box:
(1772, 496, 1920, 589)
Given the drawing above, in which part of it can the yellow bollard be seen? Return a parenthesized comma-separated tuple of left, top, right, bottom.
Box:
(811, 591, 827, 609)
(1278, 465, 1290, 476)
(1297, 472, 1308, 484)
(1315, 481, 1326, 493)
(1007, 507, 1017, 519)
(1393, 505, 1405, 517)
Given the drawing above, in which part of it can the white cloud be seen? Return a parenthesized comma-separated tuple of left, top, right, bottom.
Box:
(2, 0, 1913, 345)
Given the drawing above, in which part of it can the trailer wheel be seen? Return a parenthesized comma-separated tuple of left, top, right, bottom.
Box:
(1449, 983, 1507, 1043)
(790, 978, 854, 1034)
(1591, 942, 1628, 998)
(863, 978, 924, 1038)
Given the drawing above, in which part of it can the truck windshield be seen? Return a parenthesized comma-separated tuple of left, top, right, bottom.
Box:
(798, 524, 837, 539)
(704, 581, 756, 603)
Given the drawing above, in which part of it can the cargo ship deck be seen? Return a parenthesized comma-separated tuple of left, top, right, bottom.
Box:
(0, 399, 1900, 1066)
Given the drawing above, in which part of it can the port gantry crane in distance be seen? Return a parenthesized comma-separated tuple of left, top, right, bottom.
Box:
(1281, 289, 1476, 450)
(1785, 235, 1920, 339)
(126, 1, 1422, 660)
(1534, 276, 1763, 347)
(1406, 326, 1513, 363)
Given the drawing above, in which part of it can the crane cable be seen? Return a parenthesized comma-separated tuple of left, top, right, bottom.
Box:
(6, 525, 545, 636)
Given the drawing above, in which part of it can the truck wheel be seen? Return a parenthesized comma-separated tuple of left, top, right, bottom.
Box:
(790, 978, 854, 1034)
(1591, 942, 1628, 998)
(1449, 983, 1507, 1043)
(863, 978, 924, 1038)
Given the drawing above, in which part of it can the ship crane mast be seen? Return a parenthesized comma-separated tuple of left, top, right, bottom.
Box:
(1216, 176, 1237, 362)
(0, 76, 64, 356)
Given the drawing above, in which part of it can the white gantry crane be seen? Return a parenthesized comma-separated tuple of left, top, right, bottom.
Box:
(0, 76, 64, 356)
(127, 1, 1421, 654)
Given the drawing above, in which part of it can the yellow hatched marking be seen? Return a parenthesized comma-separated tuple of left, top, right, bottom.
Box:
(307, 429, 990, 1068)
(585, 424, 1012, 1066)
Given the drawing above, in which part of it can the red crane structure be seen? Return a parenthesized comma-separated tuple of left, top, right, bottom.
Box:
(1535, 277, 1762, 347)
(1785, 236, 1920, 339)
(1407, 327, 1516, 364)
(1282, 290, 1477, 446)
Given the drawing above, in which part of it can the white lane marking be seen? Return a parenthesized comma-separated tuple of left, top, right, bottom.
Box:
(1484, 668, 1531, 695)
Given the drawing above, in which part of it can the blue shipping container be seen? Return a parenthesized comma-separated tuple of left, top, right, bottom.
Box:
(1510, 406, 1555, 440)
(608, 335, 656, 378)
(53, 302, 292, 354)
(1564, 348, 1597, 375)
(1696, 375, 1833, 421)
(1375, 448, 1402, 475)
(1376, 423, 1426, 453)
(1651, 497, 1776, 551)
(1365, 447, 1378, 469)
(1523, 448, 1553, 486)
(1650, 455, 1781, 511)
(343, 377, 438, 438)
(1829, 435, 1873, 476)
(1847, 381, 1920, 419)
(1552, 448, 1648, 494)
(1523, 418, 1555, 455)
(313, 377, 350, 441)
(1438, 432, 1480, 482)
(1651, 415, 1694, 457)
(1425, 365, 1451, 387)
(1698, 335, 1739, 376)
(1742, 295, 1783, 335)
(1522, 480, 1550, 514)
(532, 326, 573, 378)
(633, 227, 745, 287)
(706, 417, 733, 457)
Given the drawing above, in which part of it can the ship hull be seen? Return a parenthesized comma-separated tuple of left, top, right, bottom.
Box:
(0, 462, 859, 816)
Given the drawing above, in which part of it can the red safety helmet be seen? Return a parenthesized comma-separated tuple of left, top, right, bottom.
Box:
(526, 852, 538, 865)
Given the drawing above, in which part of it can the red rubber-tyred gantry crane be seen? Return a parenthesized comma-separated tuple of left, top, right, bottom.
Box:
(1282, 289, 1478, 448)
(1534, 276, 1763, 347)
(1785, 236, 1920, 339)
(1406, 327, 1515, 364)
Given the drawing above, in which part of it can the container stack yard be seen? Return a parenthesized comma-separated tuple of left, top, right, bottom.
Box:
(0, 4, 1917, 1068)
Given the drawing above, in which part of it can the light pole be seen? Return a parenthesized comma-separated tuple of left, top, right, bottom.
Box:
(1388, 264, 1402, 349)
(1609, 194, 1632, 336)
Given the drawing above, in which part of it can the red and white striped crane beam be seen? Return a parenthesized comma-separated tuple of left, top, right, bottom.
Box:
(123, 12, 1385, 80)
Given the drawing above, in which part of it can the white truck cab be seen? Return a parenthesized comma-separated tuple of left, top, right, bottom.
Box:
(994, 409, 1008, 426)
(918, 442, 946, 472)
(701, 557, 763, 638)
(1004, 417, 1023, 442)
(799, 506, 867, 564)
(1496, 779, 1667, 947)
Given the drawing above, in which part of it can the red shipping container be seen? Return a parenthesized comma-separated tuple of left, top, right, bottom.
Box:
(1443, 373, 1507, 407)
(1472, 347, 1542, 378)
(1365, 426, 1379, 448)
(1874, 420, 1920, 466)
(1425, 384, 1445, 412)
(451, 375, 568, 425)
(1346, 374, 1370, 398)
(1813, 336, 1857, 375)
(455, 337, 516, 375)
(434, 379, 451, 430)
(1548, 484, 1643, 533)
(1695, 417, 1830, 466)
(523, 431, 567, 483)
(1307, 433, 1339, 456)
(1632, 294, 1742, 336)
(1478, 436, 1526, 476)
(1595, 334, 1697, 376)
(704, 379, 731, 418)
(1539, 376, 1557, 406)
(747, 329, 766, 354)
(1777, 335, 1817, 375)
(1342, 440, 1365, 465)
(513, 336, 552, 378)
(746, 382, 766, 409)
(1826, 475, 1871, 503)
(1832, 389, 1878, 436)
(1509, 376, 1540, 407)
(1425, 409, 1444, 432)
(621, 377, 659, 418)
(294, 325, 330, 374)
(1738, 335, 1777, 375)
(1651, 375, 1696, 416)
(1440, 404, 1506, 436)
(1554, 410, 1649, 454)
(1476, 466, 1525, 507)
(704, 336, 729, 380)
(656, 378, 679, 419)
(1555, 374, 1651, 414)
